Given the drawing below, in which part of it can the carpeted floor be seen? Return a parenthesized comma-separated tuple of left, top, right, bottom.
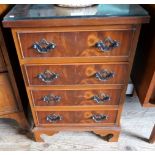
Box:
(0, 96, 155, 151)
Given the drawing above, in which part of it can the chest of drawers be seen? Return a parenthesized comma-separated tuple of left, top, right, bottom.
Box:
(3, 4, 149, 142)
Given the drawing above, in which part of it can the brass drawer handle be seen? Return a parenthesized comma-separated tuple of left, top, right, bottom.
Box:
(95, 37, 120, 52)
(33, 38, 56, 53)
(46, 114, 62, 123)
(91, 93, 110, 104)
(94, 69, 115, 81)
(91, 114, 108, 122)
(37, 70, 59, 83)
(42, 94, 61, 104)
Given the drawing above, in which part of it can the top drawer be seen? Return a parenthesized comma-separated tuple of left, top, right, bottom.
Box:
(17, 30, 133, 59)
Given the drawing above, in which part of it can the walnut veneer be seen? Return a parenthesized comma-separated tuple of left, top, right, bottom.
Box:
(3, 4, 149, 142)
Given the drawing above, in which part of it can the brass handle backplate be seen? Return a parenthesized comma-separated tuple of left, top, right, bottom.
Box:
(91, 114, 108, 122)
(42, 94, 61, 104)
(91, 93, 110, 104)
(94, 69, 115, 81)
(46, 114, 62, 123)
(37, 70, 59, 83)
(33, 38, 56, 53)
(95, 37, 120, 52)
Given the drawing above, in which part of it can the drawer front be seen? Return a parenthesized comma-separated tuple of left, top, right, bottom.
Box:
(0, 73, 17, 115)
(24, 63, 128, 86)
(37, 110, 117, 125)
(31, 89, 122, 106)
(18, 30, 133, 58)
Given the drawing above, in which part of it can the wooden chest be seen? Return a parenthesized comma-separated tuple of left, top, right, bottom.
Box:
(3, 4, 149, 142)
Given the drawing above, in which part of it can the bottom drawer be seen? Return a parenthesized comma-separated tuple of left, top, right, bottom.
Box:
(36, 110, 117, 126)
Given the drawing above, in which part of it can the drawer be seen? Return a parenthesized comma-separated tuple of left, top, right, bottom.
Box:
(24, 63, 129, 86)
(0, 73, 17, 115)
(36, 110, 117, 125)
(18, 30, 133, 58)
(31, 89, 122, 106)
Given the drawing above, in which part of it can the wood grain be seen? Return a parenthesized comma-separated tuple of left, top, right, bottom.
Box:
(12, 25, 135, 63)
(3, 5, 149, 142)
(0, 4, 10, 15)
(18, 30, 133, 58)
(0, 47, 6, 72)
(131, 4, 155, 107)
(30, 88, 122, 106)
(33, 126, 120, 142)
(115, 25, 142, 126)
(0, 96, 155, 149)
(148, 72, 155, 105)
(0, 73, 18, 115)
(24, 63, 129, 86)
(0, 27, 23, 111)
(3, 16, 150, 28)
(0, 112, 29, 129)
(36, 110, 117, 126)
(0, 5, 28, 130)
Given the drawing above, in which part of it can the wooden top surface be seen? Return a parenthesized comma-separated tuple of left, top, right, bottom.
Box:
(2, 4, 150, 28)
